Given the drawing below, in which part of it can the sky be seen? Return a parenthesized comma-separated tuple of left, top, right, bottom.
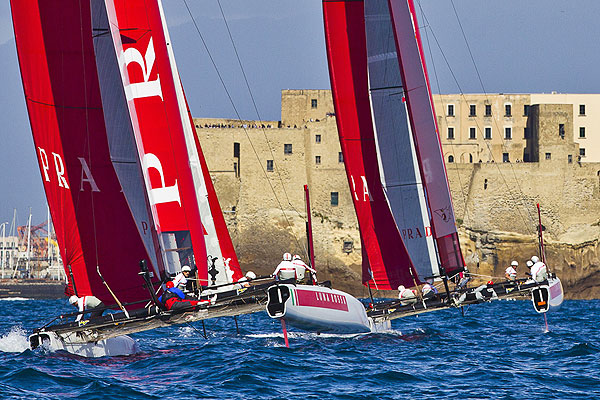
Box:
(1, 0, 599, 228)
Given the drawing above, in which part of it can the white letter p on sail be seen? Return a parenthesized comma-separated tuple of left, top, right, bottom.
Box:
(143, 153, 181, 206)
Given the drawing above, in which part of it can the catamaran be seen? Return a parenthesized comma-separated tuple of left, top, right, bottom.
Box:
(11, 0, 278, 357)
(266, 0, 563, 335)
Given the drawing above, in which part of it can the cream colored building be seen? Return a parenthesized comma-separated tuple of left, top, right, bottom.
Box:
(435, 93, 600, 164)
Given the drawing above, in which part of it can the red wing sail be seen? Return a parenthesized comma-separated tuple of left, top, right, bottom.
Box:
(323, 0, 419, 290)
(103, 0, 209, 282)
(388, 0, 464, 275)
(11, 0, 160, 306)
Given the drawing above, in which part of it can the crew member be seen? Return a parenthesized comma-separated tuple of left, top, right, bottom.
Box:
(292, 254, 317, 284)
(69, 295, 105, 322)
(505, 260, 518, 280)
(173, 265, 191, 292)
(422, 281, 438, 299)
(398, 285, 417, 305)
(530, 256, 548, 282)
(272, 253, 296, 280)
(158, 281, 206, 311)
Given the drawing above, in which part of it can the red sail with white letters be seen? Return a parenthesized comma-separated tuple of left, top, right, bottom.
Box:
(101, 0, 210, 283)
(10, 0, 162, 306)
(388, 0, 464, 275)
(322, 0, 419, 290)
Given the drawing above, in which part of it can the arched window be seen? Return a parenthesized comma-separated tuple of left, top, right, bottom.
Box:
(469, 154, 473, 163)
(448, 155, 454, 163)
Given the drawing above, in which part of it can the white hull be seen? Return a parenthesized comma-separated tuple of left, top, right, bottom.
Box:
(30, 331, 139, 358)
(548, 276, 564, 311)
(266, 284, 370, 334)
(531, 276, 564, 313)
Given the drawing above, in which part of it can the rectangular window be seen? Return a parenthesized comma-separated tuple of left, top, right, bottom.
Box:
(580, 104, 586, 115)
(485, 104, 492, 116)
(338, 151, 344, 163)
(503, 153, 510, 163)
(505, 104, 512, 117)
(469, 127, 476, 139)
(485, 127, 492, 139)
(447, 104, 454, 117)
(559, 124, 565, 138)
(580, 148, 586, 157)
(580, 127, 586, 138)
(469, 105, 476, 117)
(311, 99, 318, 108)
(545, 152, 551, 160)
(266, 160, 274, 171)
(524, 105, 530, 116)
(284, 144, 292, 154)
(315, 155, 321, 165)
(315, 134, 321, 143)
(568, 154, 573, 164)
(504, 127, 512, 140)
(330, 192, 339, 206)
(447, 127, 455, 139)
(233, 142, 240, 158)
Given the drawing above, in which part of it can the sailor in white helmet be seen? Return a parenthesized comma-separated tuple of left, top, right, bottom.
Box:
(69, 295, 105, 322)
(272, 253, 297, 281)
(292, 254, 317, 284)
(235, 271, 257, 289)
(505, 260, 518, 281)
(173, 265, 191, 292)
(398, 285, 417, 305)
(529, 255, 548, 283)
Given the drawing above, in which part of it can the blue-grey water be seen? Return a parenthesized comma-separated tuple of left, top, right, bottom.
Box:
(0, 298, 598, 399)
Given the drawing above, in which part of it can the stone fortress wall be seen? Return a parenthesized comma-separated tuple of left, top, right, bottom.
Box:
(196, 90, 600, 298)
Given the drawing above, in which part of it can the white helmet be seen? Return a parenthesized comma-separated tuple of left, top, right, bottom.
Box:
(245, 271, 256, 280)
(397, 285, 405, 292)
(526, 260, 533, 268)
(292, 254, 301, 260)
(531, 256, 539, 263)
(181, 265, 191, 272)
(69, 295, 78, 305)
(283, 253, 292, 261)
(511, 260, 518, 266)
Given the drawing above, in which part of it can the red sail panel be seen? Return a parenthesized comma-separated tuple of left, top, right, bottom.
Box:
(105, 0, 208, 282)
(388, 0, 464, 274)
(323, 0, 419, 290)
(11, 0, 159, 306)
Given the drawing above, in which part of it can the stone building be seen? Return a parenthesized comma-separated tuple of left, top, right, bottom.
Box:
(196, 89, 600, 298)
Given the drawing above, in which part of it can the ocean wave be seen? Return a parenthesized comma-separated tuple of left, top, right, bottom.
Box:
(0, 326, 30, 353)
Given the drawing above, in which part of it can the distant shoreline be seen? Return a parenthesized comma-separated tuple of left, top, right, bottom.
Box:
(0, 279, 64, 299)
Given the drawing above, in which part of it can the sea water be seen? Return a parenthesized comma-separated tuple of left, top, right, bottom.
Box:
(0, 298, 598, 399)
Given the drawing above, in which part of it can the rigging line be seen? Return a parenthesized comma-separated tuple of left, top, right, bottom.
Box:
(449, 0, 536, 232)
(215, 0, 305, 221)
(180, 1, 306, 255)
(417, 1, 471, 228)
(416, 3, 534, 236)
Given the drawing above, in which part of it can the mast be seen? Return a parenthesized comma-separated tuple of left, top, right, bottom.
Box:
(25, 209, 31, 278)
(537, 203, 546, 264)
(304, 185, 316, 272)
